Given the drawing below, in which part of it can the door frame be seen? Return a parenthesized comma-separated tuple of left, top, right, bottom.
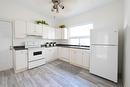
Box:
(0, 18, 13, 71)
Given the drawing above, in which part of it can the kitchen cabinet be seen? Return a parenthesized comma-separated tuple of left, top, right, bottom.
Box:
(70, 48, 90, 69)
(27, 22, 43, 36)
(82, 50, 90, 69)
(70, 49, 83, 66)
(14, 20, 26, 38)
(13, 50, 27, 73)
(58, 47, 70, 62)
(44, 47, 58, 62)
(42, 25, 55, 39)
(42, 25, 49, 39)
(55, 28, 68, 39)
(35, 24, 43, 35)
(55, 29, 63, 39)
(48, 27, 55, 39)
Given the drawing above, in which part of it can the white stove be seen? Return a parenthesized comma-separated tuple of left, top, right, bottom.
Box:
(25, 41, 46, 69)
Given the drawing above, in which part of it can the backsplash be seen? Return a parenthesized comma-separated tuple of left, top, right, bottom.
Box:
(13, 36, 68, 46)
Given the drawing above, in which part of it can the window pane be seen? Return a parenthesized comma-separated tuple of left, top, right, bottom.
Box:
(69, 24, 93, 37)
(80, 38, 90, 46)
(69, 24, 93, 46)
(69, 39, 79, 45)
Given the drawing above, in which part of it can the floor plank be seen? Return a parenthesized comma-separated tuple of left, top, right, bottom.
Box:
(0, 60, 122, 87)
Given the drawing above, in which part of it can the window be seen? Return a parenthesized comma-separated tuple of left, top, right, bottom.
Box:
(69, 24, 93, 46)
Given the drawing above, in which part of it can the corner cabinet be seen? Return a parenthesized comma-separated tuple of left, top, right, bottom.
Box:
(55, 28, 68, 39)
(14, 20, 26, 38)
(13, 50, 27, 73)
(27, 22, 43, 36)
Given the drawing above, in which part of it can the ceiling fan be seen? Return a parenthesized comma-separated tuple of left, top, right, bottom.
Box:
(51, 0, 64, 13)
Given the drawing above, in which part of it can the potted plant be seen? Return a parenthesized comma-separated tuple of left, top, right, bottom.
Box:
(35, 20, 49, 25)
(59, 25, 66, 28)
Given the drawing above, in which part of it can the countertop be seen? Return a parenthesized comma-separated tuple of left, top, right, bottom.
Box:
(13, 46, 27, 50)
(13, 44, 90, 50)
(56, 44, 90, 50)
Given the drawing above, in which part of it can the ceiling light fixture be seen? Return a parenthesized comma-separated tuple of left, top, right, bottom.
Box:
(51, 0, 64, 13)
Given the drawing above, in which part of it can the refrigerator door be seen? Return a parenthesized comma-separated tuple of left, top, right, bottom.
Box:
(90, 45, 118, 82)
(91, 30, 118, 45)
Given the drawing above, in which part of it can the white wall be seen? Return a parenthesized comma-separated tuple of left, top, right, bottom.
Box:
(57, 0, 124, 74)
(0, 0, 54, 71)
(0, 0, 52, 23)
(123, 0, 130, 86)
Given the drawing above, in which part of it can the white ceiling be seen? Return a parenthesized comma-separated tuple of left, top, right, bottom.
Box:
(14, 0, 116, 20)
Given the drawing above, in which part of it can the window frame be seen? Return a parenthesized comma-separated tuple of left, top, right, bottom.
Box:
(68, 24, 93, 45)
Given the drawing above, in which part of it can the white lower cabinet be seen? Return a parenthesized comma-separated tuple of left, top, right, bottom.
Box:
(82, 50, 90, 69)
(58, 47, 90, 70)
(70, 48, 90, 70)
(44, 47, 58, 62)
(13, 50, 27, 73)
(58, 47, 70, 62)
(70, 49, 83, 66)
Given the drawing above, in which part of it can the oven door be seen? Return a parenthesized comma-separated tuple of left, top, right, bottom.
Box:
(28, 48, 45, 61)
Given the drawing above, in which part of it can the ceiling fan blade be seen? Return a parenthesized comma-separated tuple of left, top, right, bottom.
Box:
(59, 4, 64, 9)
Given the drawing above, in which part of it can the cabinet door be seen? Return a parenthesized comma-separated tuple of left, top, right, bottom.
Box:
(71, 49, 82, 66)
(55, 29, 62, 39)
(44, 47, 58, 62)
(42, 25, 49, 39)
(35, 24, 43, 36)
(27, 22, 36, 35)
(61, 28, 68, 39)
(48, 27, 55, 39)
(14, 20, 26, 38)
(44, 48, 50, 62)
(61, 48, 70, 62)
(15, 50, 27, 72)
(75, 49, 82, 66)
(82, 50, 90, 69)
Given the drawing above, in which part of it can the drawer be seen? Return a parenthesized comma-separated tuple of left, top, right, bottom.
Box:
(28, 58, 46, 69)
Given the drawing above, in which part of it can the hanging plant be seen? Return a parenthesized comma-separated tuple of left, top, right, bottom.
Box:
(59, 25, 66, 28)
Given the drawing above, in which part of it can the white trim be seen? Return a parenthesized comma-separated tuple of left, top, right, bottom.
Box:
(0, 18, 12, 23)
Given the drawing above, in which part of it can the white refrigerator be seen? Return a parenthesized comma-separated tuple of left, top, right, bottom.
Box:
(90, 30, 118, 83)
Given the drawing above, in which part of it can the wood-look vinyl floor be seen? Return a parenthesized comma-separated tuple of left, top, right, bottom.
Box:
(0, 60, 122, 87)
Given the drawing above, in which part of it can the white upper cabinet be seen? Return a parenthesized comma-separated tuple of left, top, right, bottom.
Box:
(27, 22, 35, 35)
(55, 28, 68, 39)
(55, 29, 63, 39)
(35, 24, 43, 36)
(27, 22, 43, 36)
(42, 25, 49, 39)
(42, 25, 55, 39)
(14, 20, 26, 38)
(48, 27, 55, 39)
